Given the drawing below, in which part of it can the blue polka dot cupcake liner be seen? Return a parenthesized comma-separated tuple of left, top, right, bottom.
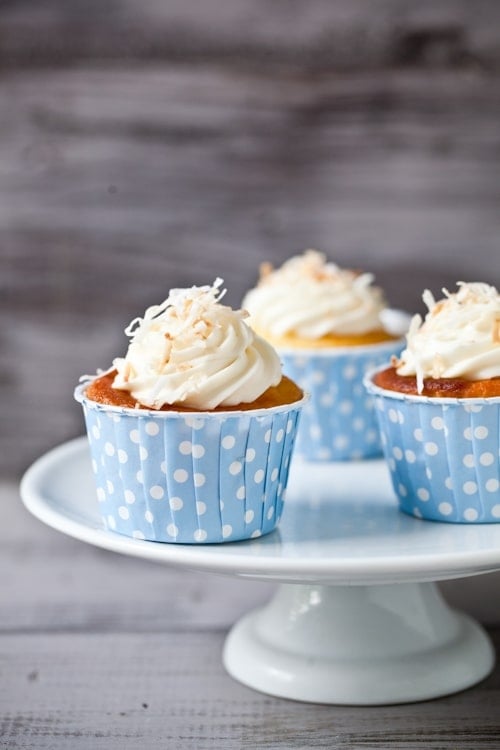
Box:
(279, 337, 404, 461)
(74, 383, 305, 543)
(365, 369, 500, 523)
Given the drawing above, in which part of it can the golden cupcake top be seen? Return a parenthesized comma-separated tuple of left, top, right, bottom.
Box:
(242, 250, 392, 345)
(396, 282, 500, 393)
(108, 279, 284, 410)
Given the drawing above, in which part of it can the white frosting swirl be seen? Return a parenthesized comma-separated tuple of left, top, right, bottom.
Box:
(112, 279, 283, 409)
(397, 282, 500, 392)
(242, 250, 388, 338)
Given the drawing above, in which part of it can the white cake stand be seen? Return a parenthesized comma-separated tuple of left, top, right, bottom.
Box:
(21, 437, 500, 705)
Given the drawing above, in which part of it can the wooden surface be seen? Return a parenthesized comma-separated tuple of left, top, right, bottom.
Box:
(2, 479, 500, 749)
(2, 1, 500, 745)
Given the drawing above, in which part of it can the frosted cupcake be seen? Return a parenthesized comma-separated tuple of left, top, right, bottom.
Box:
(365, 282, 500, 523)
(75, 280, 305, 543)
(242, 250, 407, 460)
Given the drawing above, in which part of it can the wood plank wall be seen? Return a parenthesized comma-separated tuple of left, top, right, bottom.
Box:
(1, 0, 500, 477)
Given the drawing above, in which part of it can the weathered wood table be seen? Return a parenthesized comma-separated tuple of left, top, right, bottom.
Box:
(2, 1, 500, 745)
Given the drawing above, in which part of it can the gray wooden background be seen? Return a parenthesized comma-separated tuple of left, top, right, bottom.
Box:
(2, 0, 500, 479)
(2, 2, 500, 747)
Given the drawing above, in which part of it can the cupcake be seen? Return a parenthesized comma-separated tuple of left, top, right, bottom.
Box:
(75, 279, 305, 543)
(365, 281, 500, 523)
(242, 250, 407, 460)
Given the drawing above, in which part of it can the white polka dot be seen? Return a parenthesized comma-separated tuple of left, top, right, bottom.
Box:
(160, 461, 167, 474)
(412, 507, 423, 519)
(464, 403, 483, 413)
(145, 510, 154, 523)
(96, 487, 106, 502)
(132, 530, 145, 540)
(340, 401, 353, 415)
(244, 510, 254, 523)
(413, 428, 424, 442)
(104, 442, 115, 456)
(106, 480, 115, 494)
(184, 417, 204, 430)
(139, 446, 148, 461)
(254, 469, 265, 484)
(276, 429, 284, 443)
(312, 370, 325, 384)
(229, 461, 242, 476)
(136, 470, 144, 484)
(118, 506, 129, 520)
(464, 508, 479, 522)
(145, 421, 160, 436)
(486, 479, 500, 492)
(392, 446, 403, 460)
(474, 426, 489, 440)
(179, 441, 192, 455)
(388, 457, 396, 472)
(251, 529, 262, 538)
(92, 459, 98, 474)
(310, 425, 322, 440)
(245, 448, 256, 462)
(438, 502, 453, 516)
(417, 488, 430, 502)
(426, 467, 433, 479)
(196, 501, 207, 516)
(388, 408, 398, 423)
(219, 500, 224, 510)
(166, 523, 178, 537)
(118, 449, 128, 464)
(353, 418, 364, 432)
(404, 450, 416, 463)
(222, 525, 233, 538)
(464, 426, 473, 440)
(264, 429, 272, 443)
(192, 444, 205, 459)
(491, 504, 500, 518)
(194, 473, 206, 488)
(286, 419, 293, 434)
(431, 417, 445, 430)
(169, 496, 183, 511)
(398, 484, 407, 497)
(480, 452, 494, 466)
(320, 393, 334, 406)
(173, 469, 188, 483)
(150, 485, 164, 500)
(445, 476, 453, 490)
(236, 486, 246, 500)
(343, 365, 357, 380)
(463, 454, 475, 468)
(107, 515, 116, 530)
(271, 468, 279, 481)
(222, 435, 236, 450)
(366, 429, 378, 444)
(124, 490, 136, 504)
(463, 481, 478, 495)
(130, 429, 140, 444)
(334, 435, 348, 450)
(424, 442, 438, 456)
(92, 425, 101, 440)
(267, 506, 275, 519)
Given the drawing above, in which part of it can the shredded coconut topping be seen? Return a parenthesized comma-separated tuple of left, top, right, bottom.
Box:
(111, 279, 282, 409)
(242, 249, 389, 338)
(396, 281, 500, 392)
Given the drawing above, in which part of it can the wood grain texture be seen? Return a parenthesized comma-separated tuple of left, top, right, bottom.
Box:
(2, 64, 500, 477)
(1, 479, 500, 749)
(2, 0, 500, 71)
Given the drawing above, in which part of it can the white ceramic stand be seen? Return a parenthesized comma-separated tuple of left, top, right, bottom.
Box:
(223, 582, 494, 705)
(20, 438, 500, 706)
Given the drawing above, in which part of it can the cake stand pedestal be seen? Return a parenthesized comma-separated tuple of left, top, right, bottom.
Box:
(21, 438, 500, 705)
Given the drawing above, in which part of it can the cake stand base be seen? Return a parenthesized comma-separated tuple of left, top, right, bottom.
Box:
(223, 581, 494, 705)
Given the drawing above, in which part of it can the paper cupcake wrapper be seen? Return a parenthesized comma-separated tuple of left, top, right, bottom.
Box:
(365, 375, 500, 523)
(75, 384, 304, 543)
(280, 338, 404, 461)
